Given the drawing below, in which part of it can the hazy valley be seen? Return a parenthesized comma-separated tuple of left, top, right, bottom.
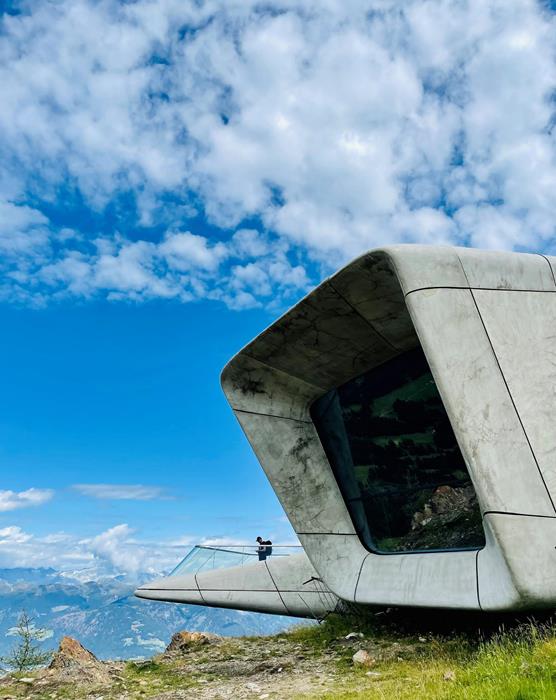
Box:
(0, 567, 299, 660)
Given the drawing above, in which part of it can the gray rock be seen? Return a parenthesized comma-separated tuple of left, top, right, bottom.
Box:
(352, 650, 375, 667)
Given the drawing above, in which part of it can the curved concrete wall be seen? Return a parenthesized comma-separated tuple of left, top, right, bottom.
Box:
(221, 245, 556, 611)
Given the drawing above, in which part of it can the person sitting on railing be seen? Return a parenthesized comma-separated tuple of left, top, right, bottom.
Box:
(256, 536, 273, 561)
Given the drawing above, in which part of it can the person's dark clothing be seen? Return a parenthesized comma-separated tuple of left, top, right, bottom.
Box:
(257, 539, 272, 561)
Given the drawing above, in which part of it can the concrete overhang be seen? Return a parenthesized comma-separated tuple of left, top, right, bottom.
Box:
(135, 550, 337, 618)
(220, 245, 556, 611)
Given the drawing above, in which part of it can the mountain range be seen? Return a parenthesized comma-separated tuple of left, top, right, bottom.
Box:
(0, 567, 304, 660)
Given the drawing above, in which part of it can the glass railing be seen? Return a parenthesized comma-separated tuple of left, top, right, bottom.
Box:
(169, 544, 303, 577)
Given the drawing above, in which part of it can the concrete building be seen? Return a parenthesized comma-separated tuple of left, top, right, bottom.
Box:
(136, 245, 556, 615)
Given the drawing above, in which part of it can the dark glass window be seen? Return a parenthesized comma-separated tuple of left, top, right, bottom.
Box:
(311, 347, 485, 553)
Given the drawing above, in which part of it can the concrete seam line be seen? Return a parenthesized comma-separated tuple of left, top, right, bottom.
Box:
(475, 549, 482, 611)
(353, 552, 371, 603)
(297, 531, 357, 535)
(457, 257, 556, 515)
(194, 573, 208, 605)
(483, 510, 556, 520)
(242, 351, 327, 391)
(539, 254, 556, 288)
(141, 588, 333, 593)
(234, 408, 312, 424)
(264, 560, 293, 616)
(405, 285, 556, 298)
(327, 279, 400, 353)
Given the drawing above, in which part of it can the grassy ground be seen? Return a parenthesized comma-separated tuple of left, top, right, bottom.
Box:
(291, 610, 556, 700)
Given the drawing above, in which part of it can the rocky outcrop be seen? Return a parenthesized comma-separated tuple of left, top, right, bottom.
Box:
(47, 636, 112, 684)
(163, 630, 221, 655)
(411, 484, 477, 529)
(394, 484, 484, 551)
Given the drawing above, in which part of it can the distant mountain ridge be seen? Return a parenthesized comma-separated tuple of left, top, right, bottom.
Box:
(0, 567, 301, 659)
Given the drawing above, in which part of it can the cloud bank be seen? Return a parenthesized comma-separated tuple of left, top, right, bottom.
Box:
(0, 0, 555, 308)
(72, 483, 172, 501)
(0, 523, 277, 576)
(0, 523, 173, 575)
(0, 519, 299, 576)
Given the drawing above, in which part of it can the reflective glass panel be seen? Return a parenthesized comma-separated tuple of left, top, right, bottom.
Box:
(170, 546, 256, 576)
(311, 347, 485, 553)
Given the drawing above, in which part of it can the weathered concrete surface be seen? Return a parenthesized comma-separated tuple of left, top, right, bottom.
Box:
(473, 289, 556, 501)
(140, 245, 556, 613)
(407, 287, 555, 517)
(136, 552, 338, 618)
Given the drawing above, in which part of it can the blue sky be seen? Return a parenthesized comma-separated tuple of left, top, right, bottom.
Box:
(0, 299, 298, 573)
(0, 0, 555, 574)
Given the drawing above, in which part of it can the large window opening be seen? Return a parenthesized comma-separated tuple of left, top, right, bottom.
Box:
(311, 346, 485, 553)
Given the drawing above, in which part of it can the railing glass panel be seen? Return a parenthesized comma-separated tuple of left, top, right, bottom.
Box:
(170, 545, 302, 577)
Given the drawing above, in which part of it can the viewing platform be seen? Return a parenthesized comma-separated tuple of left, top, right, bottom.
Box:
(170, 544, 303, 576)
(135, 542, 338, 618)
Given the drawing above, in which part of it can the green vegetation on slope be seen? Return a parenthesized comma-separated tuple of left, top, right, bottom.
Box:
(290, 611, 556, 700)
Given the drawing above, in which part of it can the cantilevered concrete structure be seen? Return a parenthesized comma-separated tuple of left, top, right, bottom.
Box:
(137, 245, 556, 614)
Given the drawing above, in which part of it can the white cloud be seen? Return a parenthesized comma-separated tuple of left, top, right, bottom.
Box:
(197, 537, 245, 547)
(159, 232, 228, 272)
(94, 241, 158, 294)
(87, 524, 144, 574)
(0, 488, 54, 512)
(231, 229, 270, 258)
(0, 526, 32, 544)
(0, 0, 554, 306)
(34, 229, 303, 307)
(0, 201, 48, 248)
(7, 623, 52, 640)
(72, 484, 172, 501)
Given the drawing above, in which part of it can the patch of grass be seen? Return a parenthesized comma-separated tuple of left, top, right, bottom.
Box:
(284, 607, 481, 650)
(126, 659, 163, 673)
(284, 614, 360, 649)
(295, 620, 556, 700)
(123, 659, 198, 697)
